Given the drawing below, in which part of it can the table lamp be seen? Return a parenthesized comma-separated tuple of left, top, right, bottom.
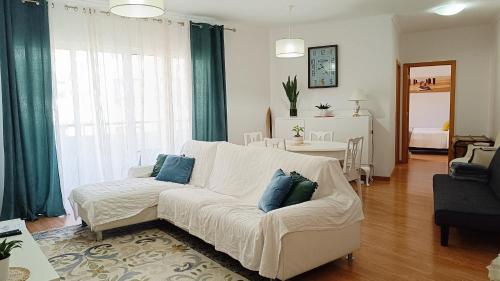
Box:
(349, 90, 367, 117)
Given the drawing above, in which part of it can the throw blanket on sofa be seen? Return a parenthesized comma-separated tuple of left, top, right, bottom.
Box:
(69, 178, 186, 226)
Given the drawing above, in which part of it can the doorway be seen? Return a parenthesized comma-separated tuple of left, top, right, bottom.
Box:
(399, 61, 456, 164)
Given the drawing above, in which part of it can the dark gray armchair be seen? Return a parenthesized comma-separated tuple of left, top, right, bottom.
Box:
(433, 149, 500, 246)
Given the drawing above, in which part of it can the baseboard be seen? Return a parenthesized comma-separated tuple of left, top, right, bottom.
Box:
(409, 147, 448, 155)
(373, 176, 391, 181)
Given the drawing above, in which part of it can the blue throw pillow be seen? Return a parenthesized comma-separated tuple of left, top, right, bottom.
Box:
(151, 154, 169, 177)
(155, 155, 195, 184)
(258, 169, 293, 213)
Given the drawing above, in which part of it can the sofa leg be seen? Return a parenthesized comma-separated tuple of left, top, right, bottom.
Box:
(440, 225, 449, 246)
(346, 253, 354, 262)
(96, 231, 103, 242)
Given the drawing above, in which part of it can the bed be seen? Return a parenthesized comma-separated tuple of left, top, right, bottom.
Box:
(410, 127, 449, 150)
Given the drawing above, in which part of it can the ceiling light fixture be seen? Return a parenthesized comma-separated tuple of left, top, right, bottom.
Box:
(275, 5, 304, 58)
(432, 3, 466, 16)
(110, 0, 165, 18)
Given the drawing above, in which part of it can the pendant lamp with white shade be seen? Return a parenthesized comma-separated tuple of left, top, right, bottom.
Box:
(275, 5, 304, 58)
(110, 0, 165, 18)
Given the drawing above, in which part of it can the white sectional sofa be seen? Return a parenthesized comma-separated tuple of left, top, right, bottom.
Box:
(69, 140, 364, 280)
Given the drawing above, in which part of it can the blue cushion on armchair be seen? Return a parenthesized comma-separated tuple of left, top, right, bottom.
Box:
(155, 155, 195, 184)
(258, 169, 293, 213)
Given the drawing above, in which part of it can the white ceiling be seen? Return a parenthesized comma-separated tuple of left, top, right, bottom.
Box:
(86, 0, 500, 32)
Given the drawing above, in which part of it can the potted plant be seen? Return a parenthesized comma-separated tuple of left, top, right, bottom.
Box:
(291, 124, 305, 145)
(282, 75, 300, 117)
(315, 103, 333, 117)
(0, 239, 22, 281)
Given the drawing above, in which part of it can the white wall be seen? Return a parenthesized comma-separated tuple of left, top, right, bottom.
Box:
(224, 23, 270, 144)
(409, 92, 450, 128)
(270, 15, 398, 177)
(400, 25, 496, 138)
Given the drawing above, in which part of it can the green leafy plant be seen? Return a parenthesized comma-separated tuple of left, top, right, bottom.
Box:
(292, 125, 304, 137)
(315, 103, 331, 110)
(0, 239, 22, 260)
(282, 75, 300, 110)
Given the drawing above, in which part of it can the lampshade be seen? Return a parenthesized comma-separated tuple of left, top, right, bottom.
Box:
(349, 90, 367, 101)
(110, 0, 164, 18)
(275, 38, 305, 58)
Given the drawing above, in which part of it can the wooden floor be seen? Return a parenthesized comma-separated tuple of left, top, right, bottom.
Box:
(410, 153, 449, 163)
(26, 157, 500, 281)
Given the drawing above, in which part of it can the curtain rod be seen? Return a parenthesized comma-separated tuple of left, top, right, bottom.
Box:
(62, 5, 188, 26)
(22, 1, 236, 32)
(190, 23, 236, 32)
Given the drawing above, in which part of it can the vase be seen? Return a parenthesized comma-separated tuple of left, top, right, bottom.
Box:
(290, 108, 297, 117)
(293, 136, 304, 145)
(0, 257, 9, 281)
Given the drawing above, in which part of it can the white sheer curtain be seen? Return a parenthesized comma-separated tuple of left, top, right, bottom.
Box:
(49, 4, 192, 198)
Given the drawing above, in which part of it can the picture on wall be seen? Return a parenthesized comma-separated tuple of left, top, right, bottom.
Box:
(308, 45, 338, 88)
(409, 75, 451, 93)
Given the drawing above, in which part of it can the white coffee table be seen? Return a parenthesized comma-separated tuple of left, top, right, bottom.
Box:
(0, 219, 59, 280)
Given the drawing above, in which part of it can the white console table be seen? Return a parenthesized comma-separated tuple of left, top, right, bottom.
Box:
(0, 219, 59, 281)
(273, 111, 373, 166)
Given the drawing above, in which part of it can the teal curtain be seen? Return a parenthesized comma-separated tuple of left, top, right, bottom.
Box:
(0, 0, 65, 220)
(190, 22, 228, 141)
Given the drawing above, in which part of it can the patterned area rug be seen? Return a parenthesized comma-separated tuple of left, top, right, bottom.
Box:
(33, 221, 264, 281)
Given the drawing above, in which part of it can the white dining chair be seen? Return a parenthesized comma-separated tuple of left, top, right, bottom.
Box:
(343, 137, 364, 201)
(309, 131, 334, 142)
(243, 131, 263, 146)
(264, 138, 286, 150)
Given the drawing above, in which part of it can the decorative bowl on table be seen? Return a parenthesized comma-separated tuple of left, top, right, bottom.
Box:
(315, 103, 334, 117)
(319, 109, 334, 117)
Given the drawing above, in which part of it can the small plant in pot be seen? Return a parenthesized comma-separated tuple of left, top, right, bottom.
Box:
(315, 103, 333, 117)
(291, 125, 305, 145)
(282, 75, 300, 117)
(0, 239, 22, 281)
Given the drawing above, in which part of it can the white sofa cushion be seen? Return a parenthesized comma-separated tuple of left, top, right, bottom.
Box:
(196, 202, 265, 271)
(180, 140, 218, 187)
(207, 142, 347, 204)
(157, 188, 237, 230)
(69, 178, 194, 226)
(158, 188, 265, 271)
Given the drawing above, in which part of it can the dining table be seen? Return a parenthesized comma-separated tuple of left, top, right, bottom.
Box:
(248, 140, 348, 160)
